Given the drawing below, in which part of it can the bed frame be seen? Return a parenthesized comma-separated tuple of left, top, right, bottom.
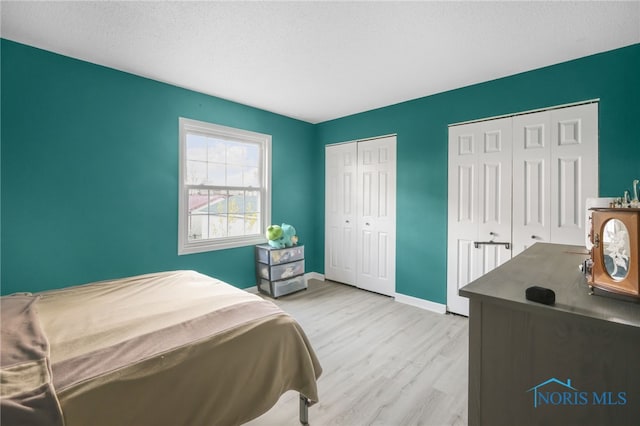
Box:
(300, 395, 310, 425)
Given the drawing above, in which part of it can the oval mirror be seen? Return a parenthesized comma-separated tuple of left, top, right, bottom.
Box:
(602, 218, 630, 281)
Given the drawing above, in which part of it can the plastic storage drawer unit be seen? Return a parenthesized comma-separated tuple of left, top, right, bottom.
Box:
(255, 244, 306, 298)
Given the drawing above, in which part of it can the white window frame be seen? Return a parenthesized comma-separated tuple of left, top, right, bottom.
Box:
(178, 117, 271, 255)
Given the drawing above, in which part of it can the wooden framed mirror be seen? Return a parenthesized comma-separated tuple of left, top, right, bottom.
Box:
(589, 208, 640, 298)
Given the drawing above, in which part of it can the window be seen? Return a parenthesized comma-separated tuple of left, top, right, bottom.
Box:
(178, 118, 271, 254)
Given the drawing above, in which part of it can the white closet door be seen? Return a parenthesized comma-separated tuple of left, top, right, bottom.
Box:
(513, 111, 552, 255)
(512, 103, 598, 255)
(325, 142, 357, 285)
(449, 102, 598, 315)
(447, 118, 512, 316)
(357, 136, 397, 296)
(447, 125, 479, 315)
(550, 103, 598, 245)
(477, 119, 513, 277)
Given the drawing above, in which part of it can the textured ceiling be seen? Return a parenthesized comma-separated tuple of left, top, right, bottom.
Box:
(1, 1, 639, 123)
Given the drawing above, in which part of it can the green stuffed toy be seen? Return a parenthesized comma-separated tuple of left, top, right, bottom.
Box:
(266, 225, 284, 248)
(266, 223, 297, 248)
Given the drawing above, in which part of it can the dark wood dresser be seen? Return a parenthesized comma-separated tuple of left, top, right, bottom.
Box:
(460, 243, 640, 426)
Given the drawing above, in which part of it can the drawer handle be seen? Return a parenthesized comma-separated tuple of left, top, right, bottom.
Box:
(474, 241, 511, 250)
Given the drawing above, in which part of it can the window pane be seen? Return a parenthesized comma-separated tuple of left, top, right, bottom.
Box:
(207, 139, 226, 163)
(186, 160, 207, 185)
(209, 214, 227, 239)
(186, 135, 208, 161)
(188, 189, 209, 212)
(243, 167, 259, 187)
(243, 143, 260, 167)
(228, 190, 244, 214)
(226, 165, 243, 186)
(207, 163, 226, 186)
(227, 142, 258, 167)
(228, 190, 244, 237)
(245, 190, 260, 213)
(245, 212, 260, 235)
(228, 214, 244, 237)
(188, 214, 208, 241)
(209, 190, 228, 214)
(188, 188, 209, 241)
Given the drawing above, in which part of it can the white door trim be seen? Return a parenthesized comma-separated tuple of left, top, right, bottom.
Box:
(449, 99, 600, 127)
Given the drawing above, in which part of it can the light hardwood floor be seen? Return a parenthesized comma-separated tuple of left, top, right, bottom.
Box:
(246, 279, 469, 426)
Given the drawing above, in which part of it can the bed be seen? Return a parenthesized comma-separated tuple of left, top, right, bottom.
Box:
(1, 270, 322, 426)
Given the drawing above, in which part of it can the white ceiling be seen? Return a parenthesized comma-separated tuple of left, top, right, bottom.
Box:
(1, 1, 639, 124)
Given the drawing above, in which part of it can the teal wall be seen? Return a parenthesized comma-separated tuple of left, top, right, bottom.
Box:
(2, 39, 639, 304)
(1, 39, 317, 294)
(316, 43, 640, 304)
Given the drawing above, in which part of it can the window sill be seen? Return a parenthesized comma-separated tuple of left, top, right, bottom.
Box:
(178, 235, 268, 255)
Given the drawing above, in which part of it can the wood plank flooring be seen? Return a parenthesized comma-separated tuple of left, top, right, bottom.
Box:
(245, 279, 469, 426)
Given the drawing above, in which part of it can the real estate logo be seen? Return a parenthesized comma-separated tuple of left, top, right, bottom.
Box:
(527, 378, 628, 408)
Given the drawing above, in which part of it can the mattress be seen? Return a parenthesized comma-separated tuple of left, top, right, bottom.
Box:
(1, 270, 322, 426)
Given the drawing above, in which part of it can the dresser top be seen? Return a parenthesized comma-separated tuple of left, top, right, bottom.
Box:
(459, 243, 640, 329)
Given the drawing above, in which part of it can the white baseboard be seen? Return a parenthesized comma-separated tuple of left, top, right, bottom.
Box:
(394, 292, 447, 314)
(248, 274, 446, 315)
(305, 272, 325, 282)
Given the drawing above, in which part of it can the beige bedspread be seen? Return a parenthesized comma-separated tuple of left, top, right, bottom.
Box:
(18, 270, 321, 425)
(0, 294, 64, 426)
